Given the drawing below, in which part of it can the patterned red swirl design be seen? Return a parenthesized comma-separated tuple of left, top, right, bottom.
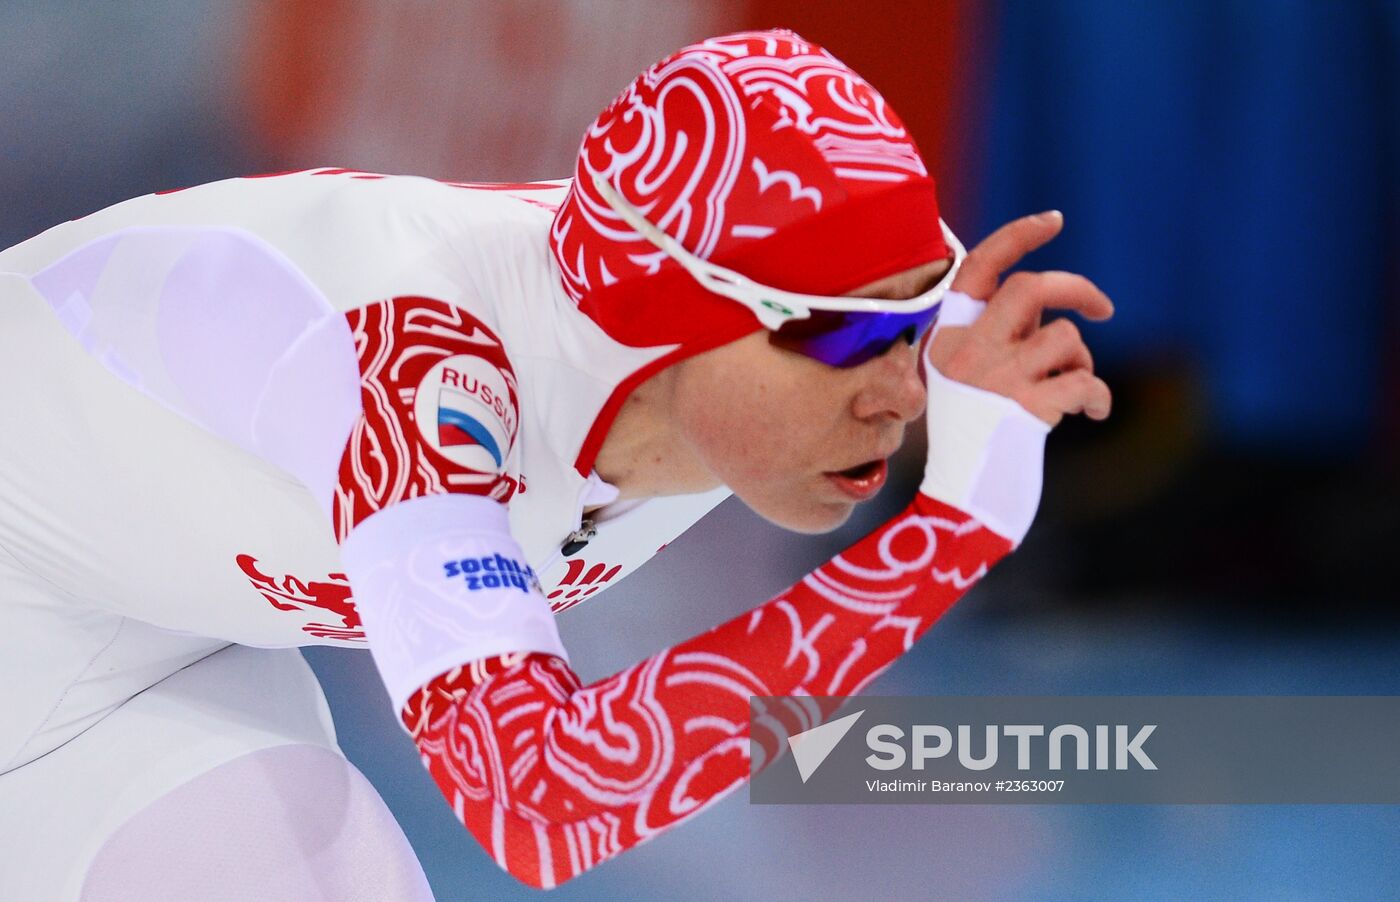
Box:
(401, 493, 1012, 888)
(551, 29, 929, 307)
(553, 44, 748, 303)
(334, 297, 520, 542)
(235, 554, 364, 643)
(546, 559, 624, 612)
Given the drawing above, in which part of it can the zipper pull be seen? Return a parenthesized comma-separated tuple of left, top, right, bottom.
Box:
(561, 518, 596, 556)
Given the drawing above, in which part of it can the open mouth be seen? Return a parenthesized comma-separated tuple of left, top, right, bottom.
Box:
(837, 459, 883, 480)
(825, 458, 889, 501)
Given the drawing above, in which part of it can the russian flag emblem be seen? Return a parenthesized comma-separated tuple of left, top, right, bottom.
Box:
(436, 387, 504, 468)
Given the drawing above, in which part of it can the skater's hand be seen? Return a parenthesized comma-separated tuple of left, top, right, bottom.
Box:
(926, 212, 1114, 427)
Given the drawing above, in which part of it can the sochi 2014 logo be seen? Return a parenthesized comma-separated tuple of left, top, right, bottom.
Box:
(412, 353, 519, 474)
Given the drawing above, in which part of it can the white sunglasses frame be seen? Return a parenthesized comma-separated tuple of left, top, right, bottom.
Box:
(591, 173, 967, 331)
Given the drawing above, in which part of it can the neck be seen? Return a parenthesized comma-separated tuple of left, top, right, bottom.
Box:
(592, 366, 720, 502)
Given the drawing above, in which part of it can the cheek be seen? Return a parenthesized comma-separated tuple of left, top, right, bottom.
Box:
(672, 336, 855, 486)
(712, 400, 839, 491)
(686, 400, 790, 479)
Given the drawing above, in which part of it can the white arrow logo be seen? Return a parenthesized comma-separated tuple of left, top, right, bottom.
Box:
(787, 709, 865, 783)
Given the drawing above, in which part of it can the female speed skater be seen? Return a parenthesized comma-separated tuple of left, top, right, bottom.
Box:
(0, 29, 1111, 899)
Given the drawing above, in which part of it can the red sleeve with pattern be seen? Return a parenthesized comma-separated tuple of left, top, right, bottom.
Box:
(334, 294, 523, 540)
(334, 294, 574, 708)
(402, 492, 1011, 888)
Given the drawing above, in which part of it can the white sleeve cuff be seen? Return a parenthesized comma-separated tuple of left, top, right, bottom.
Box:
(339, 493, 567, 715)
(932, 289, 988, 332)
(920, 365, 1050, 546)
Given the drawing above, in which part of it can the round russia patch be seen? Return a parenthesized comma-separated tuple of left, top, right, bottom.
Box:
(412, 353, 518, 473)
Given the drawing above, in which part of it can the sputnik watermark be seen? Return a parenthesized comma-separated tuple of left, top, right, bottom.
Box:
(751, 696, 1400, 804)
(865, 722, 1156, 771)
(787, 710, 1154, 786)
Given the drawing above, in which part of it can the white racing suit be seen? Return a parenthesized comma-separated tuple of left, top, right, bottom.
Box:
(0, 168, 1044, 895)
(0, 169, 725, 899)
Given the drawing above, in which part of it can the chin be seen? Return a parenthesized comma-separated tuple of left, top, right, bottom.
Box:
(756, 499, 856, 535)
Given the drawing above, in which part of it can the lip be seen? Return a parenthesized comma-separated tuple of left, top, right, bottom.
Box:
(824, 458, 889, 501)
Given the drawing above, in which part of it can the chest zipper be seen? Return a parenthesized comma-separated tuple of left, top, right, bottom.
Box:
(560, 518, 597, 556)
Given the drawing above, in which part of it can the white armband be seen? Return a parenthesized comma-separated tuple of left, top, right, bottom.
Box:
(932, 289, 988, 333)
(340, 493, 567, 714)
(920, 364, 1050, 547)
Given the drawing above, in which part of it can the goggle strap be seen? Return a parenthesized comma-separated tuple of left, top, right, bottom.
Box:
(591, 173, 965, 332)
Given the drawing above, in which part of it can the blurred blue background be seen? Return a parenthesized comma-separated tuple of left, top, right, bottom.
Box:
(3, 0, 1396, 898)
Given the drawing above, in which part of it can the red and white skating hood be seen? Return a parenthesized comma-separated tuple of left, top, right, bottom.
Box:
(552, 29, 948, 357)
